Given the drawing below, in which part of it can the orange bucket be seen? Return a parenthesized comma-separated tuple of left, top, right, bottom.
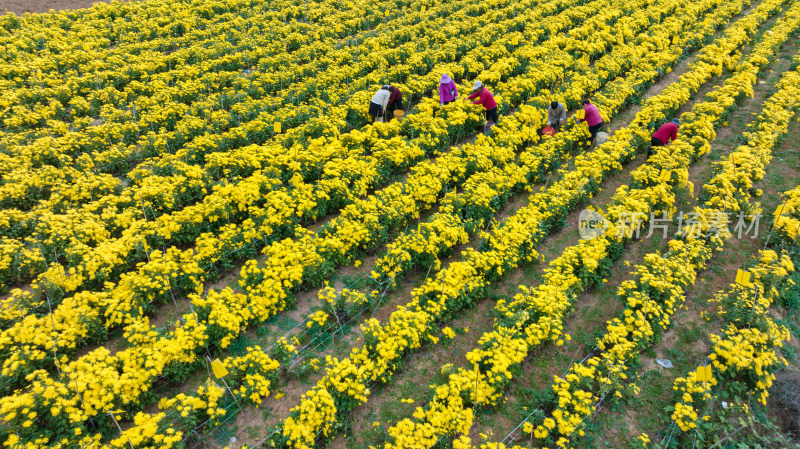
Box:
(542, 126, 556, 136)
(393, 110, 405, 120)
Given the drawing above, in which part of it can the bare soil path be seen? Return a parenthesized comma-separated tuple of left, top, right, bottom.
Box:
(0, 0, 129, 15)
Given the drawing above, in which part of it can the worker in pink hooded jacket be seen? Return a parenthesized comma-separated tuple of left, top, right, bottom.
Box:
(439, 73, 459, 105)
(649, 118, 680, 156)
(577, 99, 604, 143)
(467, 80, 498, 135)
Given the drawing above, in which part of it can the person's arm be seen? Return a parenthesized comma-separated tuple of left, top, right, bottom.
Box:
(439, 84, 445, 105)
(559, 105, 566, 122)
(670, 125, 677, 142)
(467, 90, 479, 100)
(472, 91, 484, 105)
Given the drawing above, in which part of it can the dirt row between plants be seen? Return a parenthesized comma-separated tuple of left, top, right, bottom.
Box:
(1, 0, 130, 15)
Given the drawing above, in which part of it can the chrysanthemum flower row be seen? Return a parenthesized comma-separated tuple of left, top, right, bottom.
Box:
(0, 0, 591, 324)
(484, 23, 800, 449)
(0, 0, 636, 442)
(271, 0, 774, 446)
(664, 251, 793, 438)
(0, 0, 545, 288)
(0, 0, 612, 394)
(375, 0, 794, 445)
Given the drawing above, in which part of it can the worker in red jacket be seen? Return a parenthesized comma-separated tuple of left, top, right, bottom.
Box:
(467, 80, 498, 135)
(649, 118, 680, 156)
(386, 86, 403, 120)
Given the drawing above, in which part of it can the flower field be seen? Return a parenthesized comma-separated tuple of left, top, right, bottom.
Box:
(0, 0, 799, 448)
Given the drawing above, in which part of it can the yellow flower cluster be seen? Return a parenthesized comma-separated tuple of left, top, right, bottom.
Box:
(442, 327, 456, 340)
(224, 346, 281, 405)
(307, 310, 330, 329)
(667, 251, 793, 437)
(107, 412, 182, 449)
(154, 346, 279, 435)
(158, 380, 227, 429)
(773, 185, 800, 243)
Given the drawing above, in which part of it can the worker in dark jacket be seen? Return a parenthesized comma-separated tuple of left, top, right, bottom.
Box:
(386, 86, 403, 120)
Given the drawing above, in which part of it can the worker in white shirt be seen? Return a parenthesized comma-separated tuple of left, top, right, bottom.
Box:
(368, 85, 391, 122)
